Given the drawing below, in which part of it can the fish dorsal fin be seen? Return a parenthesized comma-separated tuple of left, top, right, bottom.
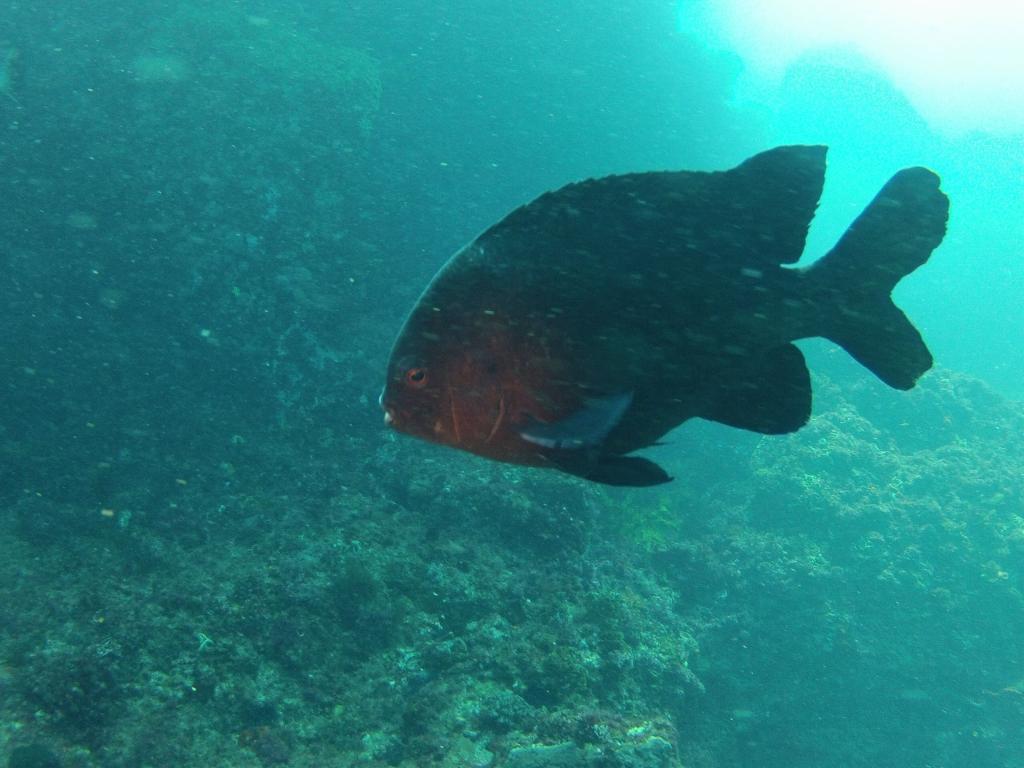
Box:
(472, 145, 827, 277)
(720, 145, 828, 265)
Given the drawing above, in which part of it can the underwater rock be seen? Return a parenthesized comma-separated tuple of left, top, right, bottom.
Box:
(504, 735, 676, 768)
(7, 743, 62, 768)
(442, 736, 495, 768)
(132, 54, 190, 83)
(622, 736, 675, 768)
(136, 5, 381, 139)
(505, 742, 584, 768)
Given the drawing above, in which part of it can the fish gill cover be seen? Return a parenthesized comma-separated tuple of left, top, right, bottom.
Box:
(0, 2, 1021, 768)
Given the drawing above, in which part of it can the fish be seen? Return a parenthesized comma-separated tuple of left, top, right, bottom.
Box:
(0, 47, 22, 105)
(380, 145, 949, 486)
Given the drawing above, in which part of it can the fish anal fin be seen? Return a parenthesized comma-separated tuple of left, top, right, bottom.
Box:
(705, 344, 811, 434)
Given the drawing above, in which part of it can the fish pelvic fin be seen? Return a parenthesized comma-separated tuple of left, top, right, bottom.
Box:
(808, 166, 949, 390)
(585, 455, 672, 487)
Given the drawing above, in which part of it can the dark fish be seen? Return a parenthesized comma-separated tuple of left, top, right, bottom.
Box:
(1, 48, 22, 105)
(380, 146, 949, 486)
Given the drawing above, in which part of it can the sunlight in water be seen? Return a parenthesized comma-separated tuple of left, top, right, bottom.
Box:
(684, 0, 1024, 134)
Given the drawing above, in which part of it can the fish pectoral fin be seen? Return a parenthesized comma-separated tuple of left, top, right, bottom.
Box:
(703, 344, 811, 435)
(520, 391, 670, 487)
(519, 392, 633, 450)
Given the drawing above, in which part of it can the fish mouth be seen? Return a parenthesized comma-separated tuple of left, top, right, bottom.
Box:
(378, 390, 396, 426)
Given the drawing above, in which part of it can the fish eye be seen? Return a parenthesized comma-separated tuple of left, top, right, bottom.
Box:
(405, 367, 428, 388)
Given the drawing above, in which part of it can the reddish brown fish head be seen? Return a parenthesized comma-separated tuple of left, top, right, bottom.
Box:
(382, 339, 555, 464)
(382, 350, 507, 449)
(380, 353, 453, 445)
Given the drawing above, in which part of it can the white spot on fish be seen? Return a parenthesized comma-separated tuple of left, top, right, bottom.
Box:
(741, 267, 763, 278)
(685, 330, 716, 345)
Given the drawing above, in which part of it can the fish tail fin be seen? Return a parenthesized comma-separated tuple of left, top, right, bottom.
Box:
(808, 166, 949, 389)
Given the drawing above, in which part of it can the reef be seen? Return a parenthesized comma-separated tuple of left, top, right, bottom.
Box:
(2, 352, 1022, 768)
(133, 6, 381, 141)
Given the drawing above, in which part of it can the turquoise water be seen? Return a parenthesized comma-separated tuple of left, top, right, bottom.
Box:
(1, 3, 1021, 767)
